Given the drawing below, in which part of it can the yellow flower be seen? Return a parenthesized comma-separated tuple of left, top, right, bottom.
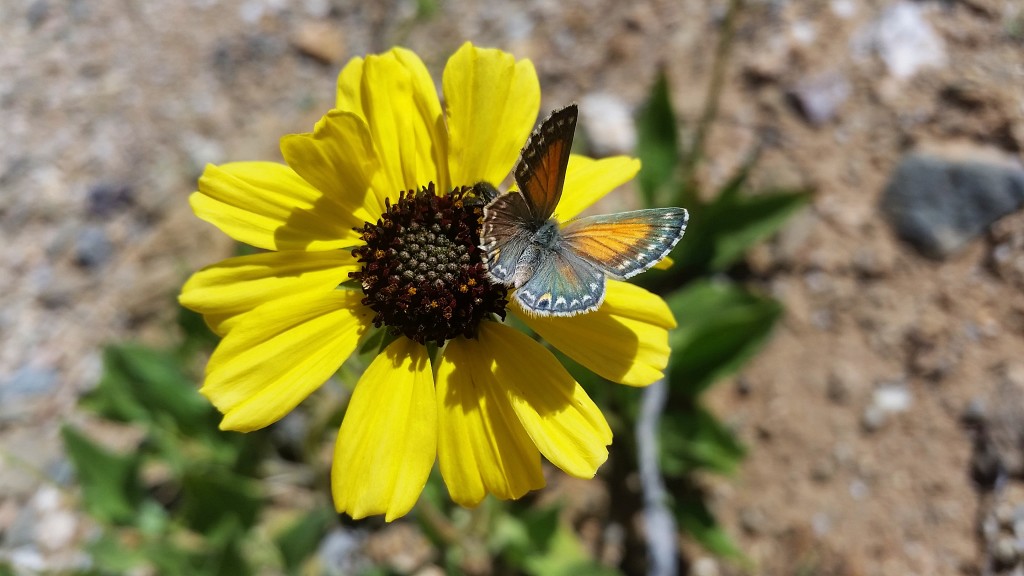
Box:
(179, 42, 676, 521)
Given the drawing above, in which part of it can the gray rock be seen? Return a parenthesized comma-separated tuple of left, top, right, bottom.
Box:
(4, 504, 38, 548)
(881, 153, 1024, 259)
(26, 0, 49, 28)
(2, 365, 59, 398)
(74, 226, 113, 269)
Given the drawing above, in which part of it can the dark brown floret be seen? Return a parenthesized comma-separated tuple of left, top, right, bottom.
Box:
(350, 183, 507, 345)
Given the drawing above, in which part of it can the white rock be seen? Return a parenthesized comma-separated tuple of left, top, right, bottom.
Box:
(831, 0, 856, 19)
(30, 486, 61, 512)
(871, 2, 947, 79)
(302, 0, 331, 18)
(579, 93, 637, 156)
(8, 547, 46, 572)
(791, 21, 817, 45)
(849, 478, 869, 500)
(873, 381, 912, 414)
(34, 510, 77, 552)
(691, 557, 720, 576)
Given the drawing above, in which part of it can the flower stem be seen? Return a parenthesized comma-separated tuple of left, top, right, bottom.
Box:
(681, 0, 745, 193)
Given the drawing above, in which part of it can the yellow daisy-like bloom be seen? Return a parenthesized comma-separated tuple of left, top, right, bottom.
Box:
(179, 42, 676, 521)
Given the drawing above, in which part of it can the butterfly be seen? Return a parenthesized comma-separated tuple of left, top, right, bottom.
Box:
(480, 103, 689, 316)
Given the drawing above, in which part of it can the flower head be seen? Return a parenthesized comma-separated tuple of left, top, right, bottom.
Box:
(180, 43, 676, 521)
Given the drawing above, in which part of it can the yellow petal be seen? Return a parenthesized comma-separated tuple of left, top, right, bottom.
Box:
(654, 255, 674, 270)
(391, 47, 450, 193)
(280, 110, 388, 219)
(484, 322, 612, 478)
(335, 56, 365, 115)
(191, 162, 361, 251)
(359, 49, 445, 199)
(202, 290, 372, 432)
(333, 339, 436, 521)
(444, 42, 540, 188)
(436, 335, 545, 507)
(179, 250, 358, 336)
(516, 281, 676, 387)
(555, 155, 642, 220)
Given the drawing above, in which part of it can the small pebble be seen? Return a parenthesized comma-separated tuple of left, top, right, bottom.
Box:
(85, 183, 134, 218)
(318, 528, 367, 576)
(993, 534, 1019, 567)
(861, 405, 887, 432)
(26, 0, 49, 28)
(739, 507, 767, 535)
(290, 21, 347, 65)
(811, 457, 836, 483)
(788, 71, 851, 126)
(691, 557, 720, 576)
(74, 226, 113, 269)
(849, 478, 869, 500)
(873, 382, 912, 414)
(995, 500, 1016, 529)
(812, 511, 832, 536)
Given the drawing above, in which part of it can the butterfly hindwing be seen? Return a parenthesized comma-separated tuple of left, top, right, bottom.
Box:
(514, 104, 577, 221)
(515, 246, 606, 316)
(560, 207, 689, 280)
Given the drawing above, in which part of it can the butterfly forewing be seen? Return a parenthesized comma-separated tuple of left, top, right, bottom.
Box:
(481, 191, 537, 285)
(514, 104, 578, 221)
(515, 247, 606, 316)
(560, 207, 689, 280)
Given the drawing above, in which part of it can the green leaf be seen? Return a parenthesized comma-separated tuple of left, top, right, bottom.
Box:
(491, 502, 561, 569)
(88, 531, 152, 573)
(61, 425, 143, 525)
(666, 281, 782, 398)
(707, 190, 809, 271)
(675, 188, 808, 275)
(193, 519, 252, 576)
(275, 508, 335, 573)
(177, 307, 219, 359)
(179, 468, 263, 533)
(80, 349, 150, 424)
(673, 488, 743, 559)
(83, 345, 215, 438)
(636, 70, 679, 207)
(522, 522, 620, 576)
(660, 404, 745, 477)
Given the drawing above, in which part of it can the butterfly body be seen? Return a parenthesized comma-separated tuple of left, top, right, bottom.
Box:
(481, 104, 688, 317)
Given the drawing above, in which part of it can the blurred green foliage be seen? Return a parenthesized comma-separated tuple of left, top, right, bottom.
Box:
(62, 312, 331, 576)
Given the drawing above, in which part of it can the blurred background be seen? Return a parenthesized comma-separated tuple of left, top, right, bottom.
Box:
(2, 0, 1024, 574)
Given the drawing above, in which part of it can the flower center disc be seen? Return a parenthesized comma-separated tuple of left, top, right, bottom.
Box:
(350, 183, 508, 345)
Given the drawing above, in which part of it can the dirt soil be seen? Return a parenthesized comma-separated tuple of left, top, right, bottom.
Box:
(2, 0, 1024, 575)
